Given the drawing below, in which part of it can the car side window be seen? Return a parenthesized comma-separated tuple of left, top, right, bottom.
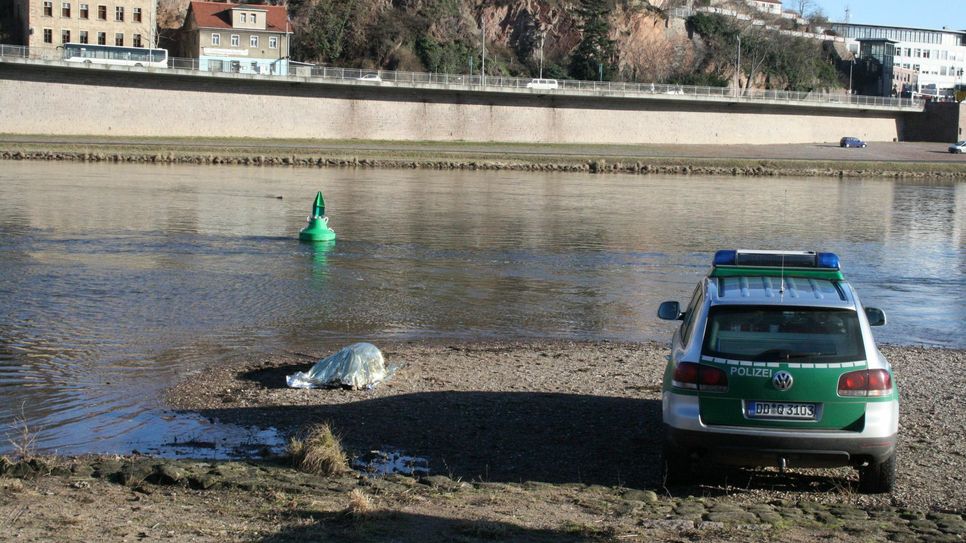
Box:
(679, 285, 704, 347)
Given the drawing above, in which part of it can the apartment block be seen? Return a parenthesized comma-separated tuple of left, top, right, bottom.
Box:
(13, 0, 157, 49)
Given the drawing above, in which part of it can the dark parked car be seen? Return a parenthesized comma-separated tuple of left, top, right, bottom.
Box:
(840, 137, 867, 148)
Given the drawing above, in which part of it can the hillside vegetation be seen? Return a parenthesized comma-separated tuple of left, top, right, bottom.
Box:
(154, 0, 843, 90)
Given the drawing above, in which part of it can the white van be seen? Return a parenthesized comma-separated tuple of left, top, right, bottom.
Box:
(526, 78, 559, 90)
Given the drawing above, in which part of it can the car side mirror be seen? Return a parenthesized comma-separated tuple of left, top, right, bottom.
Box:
(658, 301, 684, 321)
(865, 307, 886, 327)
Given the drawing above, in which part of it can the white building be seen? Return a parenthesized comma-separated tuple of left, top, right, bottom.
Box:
(831, 22, 966, 97)
(748, 0, 782, 16)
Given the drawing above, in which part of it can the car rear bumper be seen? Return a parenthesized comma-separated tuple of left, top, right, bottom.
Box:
(665, 425, 896, 467)
(663, 392, 898, 467)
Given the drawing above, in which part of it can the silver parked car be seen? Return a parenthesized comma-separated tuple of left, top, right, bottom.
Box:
(949, 141, 966, 154)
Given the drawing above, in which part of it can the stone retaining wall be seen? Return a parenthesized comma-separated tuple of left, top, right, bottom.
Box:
(0, 62, 908, 145)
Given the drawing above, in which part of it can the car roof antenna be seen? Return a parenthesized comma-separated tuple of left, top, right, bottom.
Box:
(779, 189, 787, 302)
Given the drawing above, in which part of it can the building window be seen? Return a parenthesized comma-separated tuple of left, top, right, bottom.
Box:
(268, 36, 277, 49)
(133, 33, 141, 47)
(114, 32, 123, 46)
(43, 1, 53, 16)
(251, 61, 258, 72)
(211, 33, 220, 46)
(97, 31, 105, 44)
(240, 12, 246, 22)
(97, 4, 105, 19)
(115, 6, 123, 21)
(249, 35, 258, 48)
(62, 2, 70, 17)
(43, 28, 53, 42)
(230, 34, 239, 47)
(250, 13, 256, 24)
(79, 30, 87, 43)
(133, 7, 141, 22)
(61, 29, 70, 43)
(79, 3, 88, 18)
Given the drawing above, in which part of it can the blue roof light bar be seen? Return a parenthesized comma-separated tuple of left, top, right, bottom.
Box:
(816, 252, 841, 270)
(712, 250, 841, 270)
(713, 250, 737, 266)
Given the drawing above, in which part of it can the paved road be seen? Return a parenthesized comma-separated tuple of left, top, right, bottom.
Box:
(1, 136, 963, 164)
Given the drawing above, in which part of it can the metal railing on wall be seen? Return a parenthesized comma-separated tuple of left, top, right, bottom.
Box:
(0, 42, 925, 110)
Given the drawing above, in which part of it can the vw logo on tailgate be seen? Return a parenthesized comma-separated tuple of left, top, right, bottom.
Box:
(772, 371, 794, 391)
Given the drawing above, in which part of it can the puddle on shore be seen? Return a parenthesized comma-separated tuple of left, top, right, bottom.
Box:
(136, 415, 288, 460)
(354, 449, 431, 477)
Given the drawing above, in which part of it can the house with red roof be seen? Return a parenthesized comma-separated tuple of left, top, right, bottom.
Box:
(180, 1, 291, 75)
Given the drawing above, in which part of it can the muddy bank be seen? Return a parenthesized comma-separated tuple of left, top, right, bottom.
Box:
(2, 454, 965, 542)
(2, 148, 965, 179)
(3, 340, 964, 542)
(166, 341, 966, 513)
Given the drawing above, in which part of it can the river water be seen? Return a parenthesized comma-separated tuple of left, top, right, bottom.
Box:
(0, 161, 963, 456)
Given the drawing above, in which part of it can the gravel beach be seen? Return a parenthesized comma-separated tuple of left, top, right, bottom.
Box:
(166, 341, 966, 512)
(2, 341, 964, 542)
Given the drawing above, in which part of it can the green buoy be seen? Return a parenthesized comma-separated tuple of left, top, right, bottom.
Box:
(299, 191, 336, 242)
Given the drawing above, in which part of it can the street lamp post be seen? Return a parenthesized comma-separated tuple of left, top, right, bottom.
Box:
(848, 59, 854, 96)
(481, 20, 486, 87)
(539, 34, 544, 79)
(735, 35, 741, 98)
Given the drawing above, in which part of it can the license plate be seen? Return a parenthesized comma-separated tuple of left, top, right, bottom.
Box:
(746, 401, 817, 420)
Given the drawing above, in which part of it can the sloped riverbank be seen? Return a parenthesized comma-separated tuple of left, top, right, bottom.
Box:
(3, 342, 965, 542)
(2, 138, 965, 179)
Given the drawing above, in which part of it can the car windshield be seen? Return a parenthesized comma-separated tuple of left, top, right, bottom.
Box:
(702, 306, 866, 363)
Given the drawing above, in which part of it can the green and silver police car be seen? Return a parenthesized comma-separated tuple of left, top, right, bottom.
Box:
(657, 250, 898, 493)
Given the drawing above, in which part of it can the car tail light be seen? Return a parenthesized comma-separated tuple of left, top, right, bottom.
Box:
(673, 362, 728, 393)
(838, 369, 892, 397)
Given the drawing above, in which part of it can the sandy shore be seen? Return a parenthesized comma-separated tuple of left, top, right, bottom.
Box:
(166, 340, 966, 511)
(0, 342, 966, 542)
(2, 340, 964, 542)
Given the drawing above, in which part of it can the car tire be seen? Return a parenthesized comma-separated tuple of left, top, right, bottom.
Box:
(858, 451, 896, 494)
(662, 443, 694, 486)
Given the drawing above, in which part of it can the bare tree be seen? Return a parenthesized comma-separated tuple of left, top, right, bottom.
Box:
(794, 0, 815, 17)
(738, 24, 773, 94)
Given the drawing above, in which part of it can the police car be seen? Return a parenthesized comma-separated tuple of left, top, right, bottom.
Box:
(657, 250, 898, 493)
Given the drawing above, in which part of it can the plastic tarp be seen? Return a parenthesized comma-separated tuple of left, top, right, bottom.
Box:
(286, 343, 391, 390)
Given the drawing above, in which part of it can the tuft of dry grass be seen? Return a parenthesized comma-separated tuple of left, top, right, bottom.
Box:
(345, 488, 373, 517)
(7, 410, 38, 461)
(288, 423, 349, 476)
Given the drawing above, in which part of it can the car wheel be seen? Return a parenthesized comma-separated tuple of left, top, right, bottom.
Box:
(858, 451, 896, 494)
(662, 443, 694, 486)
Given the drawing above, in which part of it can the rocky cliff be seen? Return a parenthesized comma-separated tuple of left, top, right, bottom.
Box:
(158, 0, 701, 82)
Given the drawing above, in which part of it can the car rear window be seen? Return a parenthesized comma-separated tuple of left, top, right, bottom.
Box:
(702, 306, 866, 363)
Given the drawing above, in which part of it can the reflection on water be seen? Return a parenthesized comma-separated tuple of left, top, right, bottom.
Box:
(0, 161, 963, 456)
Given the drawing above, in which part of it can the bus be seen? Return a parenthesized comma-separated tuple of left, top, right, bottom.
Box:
(62, 43, 168, 68)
